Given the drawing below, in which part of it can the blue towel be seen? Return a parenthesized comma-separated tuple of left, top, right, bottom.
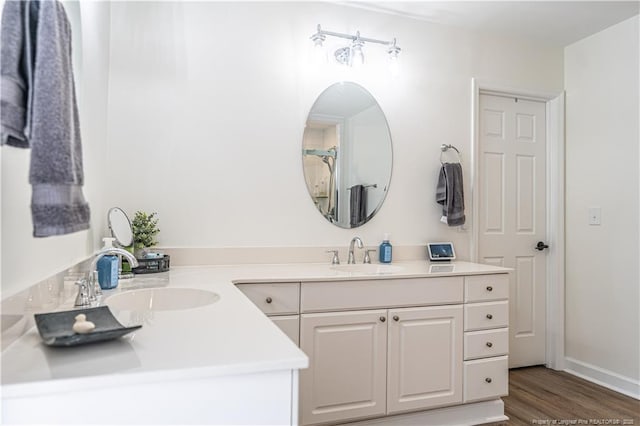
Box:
(1, 0, 90, 237)
(435, 163, 465, 226)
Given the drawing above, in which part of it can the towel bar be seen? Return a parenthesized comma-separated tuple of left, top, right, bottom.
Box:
(440, 144, 462, 164)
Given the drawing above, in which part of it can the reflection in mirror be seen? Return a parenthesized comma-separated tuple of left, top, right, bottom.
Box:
(108, 207, 133, 247)
(302, 82, 393, 228)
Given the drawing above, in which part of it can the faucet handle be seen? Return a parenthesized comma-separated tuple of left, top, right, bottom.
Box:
(74, 278, 90, 307)
(89, 271, 102, 300)
(326, 250, 340, 265)
(364, 249, 376, 264)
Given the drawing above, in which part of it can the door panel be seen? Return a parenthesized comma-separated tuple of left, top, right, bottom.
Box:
(299, 310, 387, 425)
(478, 93, 547, 368)
(387, 305, 463, 414)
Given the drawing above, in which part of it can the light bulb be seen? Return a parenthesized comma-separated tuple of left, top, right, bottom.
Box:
(389, 54, 399, 77)
(387, 39, 401, 77)
(350, 39, 365, 68)
(312, 41, 327, 65)
(310, 26, 327, 65)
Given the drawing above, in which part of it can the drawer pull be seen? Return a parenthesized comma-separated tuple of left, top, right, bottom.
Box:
(380, 316, 386, 322)
(393, 315, 399, 322)
(486, 314, 493, 319)
(486, 286, 493, 291)
(485, 377, 492, 383)
(265, 297, 273, 304)
(486, 342, 493, 347)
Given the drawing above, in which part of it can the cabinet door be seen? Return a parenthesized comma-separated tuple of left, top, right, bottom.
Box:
(270, 315, 300, 346)
(300, 310, 387, 425)
(387, 305, 463, 414)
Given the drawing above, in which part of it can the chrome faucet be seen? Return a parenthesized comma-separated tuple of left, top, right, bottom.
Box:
(75, 247, 139, 307)
(89, 247, 139, 274)
(348, 237, 364, 264)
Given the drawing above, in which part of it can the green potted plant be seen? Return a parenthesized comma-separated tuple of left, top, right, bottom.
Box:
(131, 211, 160, 259)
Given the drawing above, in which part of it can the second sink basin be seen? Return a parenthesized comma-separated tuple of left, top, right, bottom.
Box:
(330, 264, 404, 275)
(106, 288, 220, 311)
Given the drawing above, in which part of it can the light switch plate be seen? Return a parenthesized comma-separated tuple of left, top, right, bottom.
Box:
(588, 207, 601, 225)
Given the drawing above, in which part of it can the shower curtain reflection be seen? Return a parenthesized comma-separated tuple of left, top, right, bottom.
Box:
(302, 146, 338, 223)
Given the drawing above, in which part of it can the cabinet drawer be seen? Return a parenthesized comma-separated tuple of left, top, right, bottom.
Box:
(271, 315, 300, 346)
(464, 328, 508, 360)
(236, 283, 300, 315)
(465, 274, 509, 302)
(301, 277, 463, 313)
(464, 356, 508, 403)
(464, 301, 509, 331)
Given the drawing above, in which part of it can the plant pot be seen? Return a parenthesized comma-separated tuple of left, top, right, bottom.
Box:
(134, 247, 149, 259)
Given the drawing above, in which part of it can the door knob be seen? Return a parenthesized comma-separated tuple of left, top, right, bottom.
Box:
(535, 241, 549, 251)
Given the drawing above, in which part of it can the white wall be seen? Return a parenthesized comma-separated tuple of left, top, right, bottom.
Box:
(1, 1, 564, 298)
(1, 2, 111, 297)
(565, 16, 639, 384)
(103, 1, 563, 254)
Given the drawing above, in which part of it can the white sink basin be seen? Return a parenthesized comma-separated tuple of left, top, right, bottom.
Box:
(106, 288, 220, 311)
(330, 264, 404, 275)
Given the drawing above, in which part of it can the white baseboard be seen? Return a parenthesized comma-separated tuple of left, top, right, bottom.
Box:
(342, 399, 508, 426)
(564, 357, 640, 400)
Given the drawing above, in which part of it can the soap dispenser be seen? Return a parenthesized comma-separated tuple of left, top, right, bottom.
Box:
(379, 234, 393, 264)
(97, 237, 119, 290)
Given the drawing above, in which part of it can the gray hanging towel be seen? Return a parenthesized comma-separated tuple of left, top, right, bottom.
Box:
(1, 0, 90, 237)
(436, 163, 465, 226)
(350, 184, 367, 227)
(0, 1, 33, 147)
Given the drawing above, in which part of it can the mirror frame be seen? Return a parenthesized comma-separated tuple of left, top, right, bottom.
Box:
(108, 207, 134, 247)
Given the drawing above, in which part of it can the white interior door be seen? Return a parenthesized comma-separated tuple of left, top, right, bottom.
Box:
(478, 93, 547, 368)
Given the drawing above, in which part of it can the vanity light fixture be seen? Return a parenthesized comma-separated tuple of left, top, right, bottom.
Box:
(310, 24, 401, 68)
(387, 38, 400, 76)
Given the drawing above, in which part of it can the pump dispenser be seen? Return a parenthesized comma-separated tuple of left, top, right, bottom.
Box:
(97, 237, 119, 289)
(379, 233, 393, 263)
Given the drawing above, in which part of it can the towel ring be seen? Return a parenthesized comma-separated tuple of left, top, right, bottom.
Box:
(440, 144, 462, 164)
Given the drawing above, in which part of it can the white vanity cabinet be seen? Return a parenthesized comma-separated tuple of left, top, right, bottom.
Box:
(236, 282, 300, 345)
(299, 277, 464, 426)
(236, 270, 510, 426)
(463, 274, 510, 403)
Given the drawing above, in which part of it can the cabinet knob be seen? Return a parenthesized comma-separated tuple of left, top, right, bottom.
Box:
(266, 297, 273, 304)
(485, 377, 492, 383)
(486, 314, 493, 319)
(393, 315, 399, 322)
(486, 342, 493, 348)
(486, 286, 493, 292)
(379, 316, 386, 322)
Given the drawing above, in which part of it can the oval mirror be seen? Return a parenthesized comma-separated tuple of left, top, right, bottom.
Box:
(302, 82, 393, 228)
(108, 207, 133, 247)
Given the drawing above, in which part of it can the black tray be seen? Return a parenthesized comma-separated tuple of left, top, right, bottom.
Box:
(132, 255, 170, 274)
(34, 306, 141, 347)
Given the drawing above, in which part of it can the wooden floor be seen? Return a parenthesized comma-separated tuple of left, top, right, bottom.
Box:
(487, 366, 639, 425)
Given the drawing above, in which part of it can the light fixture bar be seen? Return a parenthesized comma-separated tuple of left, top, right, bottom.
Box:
(311, 24, 396, 47)
(310, 24, 401, 70)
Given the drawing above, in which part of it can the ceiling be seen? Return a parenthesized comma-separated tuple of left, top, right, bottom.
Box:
(341, 1, 640, 47)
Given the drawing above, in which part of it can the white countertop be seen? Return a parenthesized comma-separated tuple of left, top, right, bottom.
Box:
(1, 260, 509, 399)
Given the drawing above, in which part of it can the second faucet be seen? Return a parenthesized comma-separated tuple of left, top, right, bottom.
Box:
(348, 237, 364, 264)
